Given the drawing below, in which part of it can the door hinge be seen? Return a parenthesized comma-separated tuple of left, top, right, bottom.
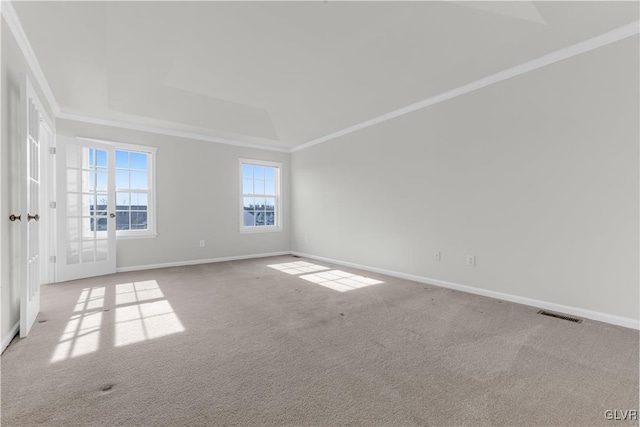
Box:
(49, 201, 56, 209)
(50, 256, 56, 263)
(49, 147, 56, 154)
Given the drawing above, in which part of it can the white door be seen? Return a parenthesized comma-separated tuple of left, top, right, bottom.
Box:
(56, 136, 116, 282)
(19, 75, 42, 337)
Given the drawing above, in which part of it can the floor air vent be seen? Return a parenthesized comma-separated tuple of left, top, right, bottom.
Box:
(537, 310, 583, 324)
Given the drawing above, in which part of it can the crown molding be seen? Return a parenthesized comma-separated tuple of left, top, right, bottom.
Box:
(57, 112, 290, 153)
(292, 20, 640, 153)
(1, 0, 60, 116)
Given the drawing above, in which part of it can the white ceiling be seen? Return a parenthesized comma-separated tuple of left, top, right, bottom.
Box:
(13, 1, 640, 149)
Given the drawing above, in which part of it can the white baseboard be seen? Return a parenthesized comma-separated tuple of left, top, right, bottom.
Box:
(291, 251, 640, 330)
(113, 249, 638, 330)
(1, 321, 20, 354)
(116, 251, 291, 273)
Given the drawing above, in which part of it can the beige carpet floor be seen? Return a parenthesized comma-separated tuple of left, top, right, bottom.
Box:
(1, 255, 638, 426)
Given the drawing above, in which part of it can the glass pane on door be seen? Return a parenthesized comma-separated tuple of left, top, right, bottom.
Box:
(66, 146, 110, 265)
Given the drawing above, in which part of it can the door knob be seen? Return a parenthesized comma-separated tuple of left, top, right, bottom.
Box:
(28, 213, 40, 222)
(9, 214, 21, 222)
(109, 213, 115, 218)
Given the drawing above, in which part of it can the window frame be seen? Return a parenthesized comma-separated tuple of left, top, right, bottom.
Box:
(80, 137, 157, 240)
(239, 158, 282, 234)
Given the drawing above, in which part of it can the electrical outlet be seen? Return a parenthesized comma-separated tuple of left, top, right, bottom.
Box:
(199, 240, 205, 247)
(466, 255, 475, 267)
(434, 251, 441, 262)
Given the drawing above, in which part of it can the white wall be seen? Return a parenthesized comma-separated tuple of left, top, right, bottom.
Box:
(56, 120, 290, 270)
(1, 21, 55, 345)
(291, 36, 639, 322)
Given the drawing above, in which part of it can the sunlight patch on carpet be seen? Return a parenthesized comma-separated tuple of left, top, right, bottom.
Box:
(51, 310, 103, 363)
(51, 281, 185, 363)
(268, 260, 383, 292)
(116, 280, 165, 305)
(73, 286, 105, 312)
(267, 261, 330, 275)
(115, 299, 185, 347)
(299, 270, 383, 292)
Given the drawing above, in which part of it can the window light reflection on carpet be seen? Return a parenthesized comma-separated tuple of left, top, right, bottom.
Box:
(50, 280, 184, 363)
(268, 261, 383, 292)
(299, 270, 383, 292)
(267, 261, 331, 275)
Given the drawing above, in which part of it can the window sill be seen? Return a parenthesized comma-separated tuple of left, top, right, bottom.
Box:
(116, 232, 158, 240)
(240, 227, 282, 234)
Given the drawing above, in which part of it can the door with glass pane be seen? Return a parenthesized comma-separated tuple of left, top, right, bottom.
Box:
(56, 136, 116, 282)
(19, 74, 43, 337)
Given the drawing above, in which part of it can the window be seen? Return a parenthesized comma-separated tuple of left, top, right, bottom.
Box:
(115, 146, 156, 238)
(240, 159, 282, 233)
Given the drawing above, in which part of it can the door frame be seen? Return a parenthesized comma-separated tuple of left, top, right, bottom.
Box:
(38, 117, 56, 285)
